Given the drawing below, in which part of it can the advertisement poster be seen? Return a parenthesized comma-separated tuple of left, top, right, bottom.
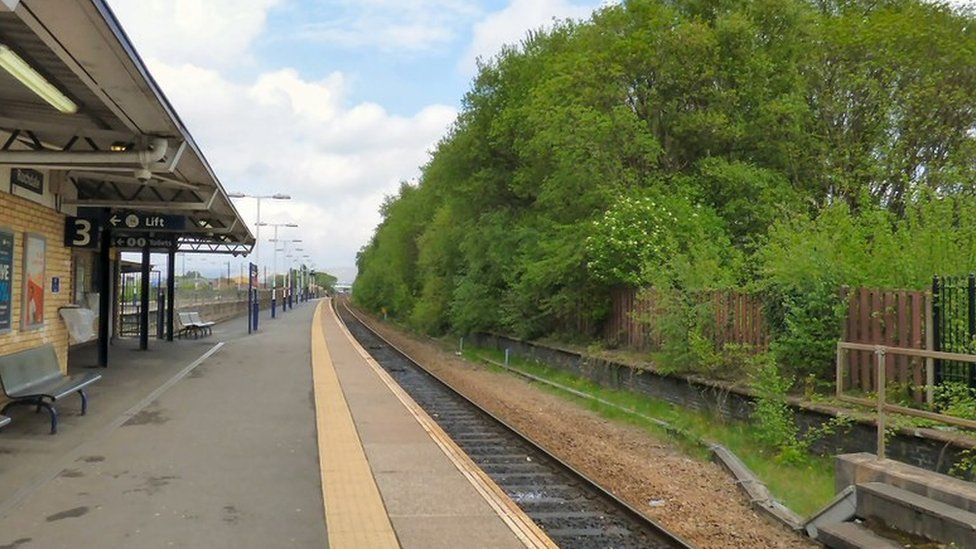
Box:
(22, 233, 45, 329)
(0, 230, 12, 332)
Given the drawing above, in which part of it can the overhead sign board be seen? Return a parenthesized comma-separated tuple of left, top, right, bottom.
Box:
(107, 211, 187, 232)
(112, 234, 178, 251)
(64, 216, 102, 249)
(74, 209, 190, 233)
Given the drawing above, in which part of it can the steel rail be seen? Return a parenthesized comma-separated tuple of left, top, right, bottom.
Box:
(335, 299, 694, 549)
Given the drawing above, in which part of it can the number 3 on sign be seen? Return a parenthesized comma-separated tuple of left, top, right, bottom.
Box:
(64, 217, 101, 249)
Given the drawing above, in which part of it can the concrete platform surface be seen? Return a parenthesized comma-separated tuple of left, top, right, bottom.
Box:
(316, 300, 549, 549)
(0, 304, 327, 549)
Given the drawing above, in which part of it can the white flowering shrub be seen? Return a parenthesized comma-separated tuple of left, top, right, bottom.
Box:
(585, 188, 735, 288)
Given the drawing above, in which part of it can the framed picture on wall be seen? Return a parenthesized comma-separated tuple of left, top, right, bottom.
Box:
(22, 233, 45, 329)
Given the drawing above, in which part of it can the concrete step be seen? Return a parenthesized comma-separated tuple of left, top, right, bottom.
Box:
(838, 453, 976, 514)
(857, 481, 976, 548)
(817, 521, 900, 549)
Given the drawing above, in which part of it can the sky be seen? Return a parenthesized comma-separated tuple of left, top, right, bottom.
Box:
(106, 0, 606, 281)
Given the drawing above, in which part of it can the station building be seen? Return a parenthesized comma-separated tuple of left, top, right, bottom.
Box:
(0, 0, 254, 372)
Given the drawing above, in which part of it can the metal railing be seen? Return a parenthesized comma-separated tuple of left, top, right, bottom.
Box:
(836, 341, 976, 460)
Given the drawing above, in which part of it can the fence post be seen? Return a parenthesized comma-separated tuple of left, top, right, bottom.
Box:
(925, 291, 935, 405)
(970, 274, 976, 387)
(932, 276, 941, 391)
(836, 342, 844, 398)
(876, 346, 887, 461)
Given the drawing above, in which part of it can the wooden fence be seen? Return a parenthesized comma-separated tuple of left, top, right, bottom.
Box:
(709, 290, 769, 350)
(602, 286, 932, 397)
(603, 287, 660, 350)
(603, 287, 767, 352)
(841, 288, 929, 399)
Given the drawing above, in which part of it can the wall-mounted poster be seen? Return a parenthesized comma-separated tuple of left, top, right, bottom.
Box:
(0, 229, 12, 332)
(22, 233, 45, 329)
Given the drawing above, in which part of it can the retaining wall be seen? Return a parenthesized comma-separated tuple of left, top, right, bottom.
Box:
(470, 333, 975, 478)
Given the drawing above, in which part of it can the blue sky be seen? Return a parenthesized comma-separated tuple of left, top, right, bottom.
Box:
(106, 0, 604, 280)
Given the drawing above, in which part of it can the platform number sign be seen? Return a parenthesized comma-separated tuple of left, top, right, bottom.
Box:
(64, 216, 101, 249)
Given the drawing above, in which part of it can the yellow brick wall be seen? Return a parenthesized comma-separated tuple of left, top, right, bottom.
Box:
(0, 191, 71, 372)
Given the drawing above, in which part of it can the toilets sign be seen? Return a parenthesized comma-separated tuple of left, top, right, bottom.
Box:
(107, 211, 187, 231)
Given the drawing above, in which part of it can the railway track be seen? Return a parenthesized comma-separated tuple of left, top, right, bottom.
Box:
(335, 301, 693, 549)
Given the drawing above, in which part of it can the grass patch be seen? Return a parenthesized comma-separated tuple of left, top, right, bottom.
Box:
(462, 345, 835, 517)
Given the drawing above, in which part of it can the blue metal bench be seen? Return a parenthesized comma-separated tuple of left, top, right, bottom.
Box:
(0, 344, 101, 434)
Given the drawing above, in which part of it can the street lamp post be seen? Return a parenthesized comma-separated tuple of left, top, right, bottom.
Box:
(301, 254, 311, 302)
(291, 248, 305, 308)
(226, 192, 291, 288)
(274, 240, 302, 310)
(260, 223, 298, 318)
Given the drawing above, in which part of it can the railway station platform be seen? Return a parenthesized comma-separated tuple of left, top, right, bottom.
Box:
(312, 299, 554, 548)
(0, 307, 326, 548)
(0, 299, 554, 548)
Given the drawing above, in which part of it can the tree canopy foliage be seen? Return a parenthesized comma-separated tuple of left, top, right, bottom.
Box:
(354, 0, 976, 362)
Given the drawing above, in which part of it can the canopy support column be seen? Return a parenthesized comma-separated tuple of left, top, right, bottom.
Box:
(97, 223, 111, 367)
(166, 249, 175, 341)
(139, 245, 150, 351)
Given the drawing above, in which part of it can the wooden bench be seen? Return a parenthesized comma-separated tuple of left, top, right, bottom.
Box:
(0, 344, 101, 434)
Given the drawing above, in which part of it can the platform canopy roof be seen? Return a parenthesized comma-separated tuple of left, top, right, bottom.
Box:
(0, 0, 254, 255)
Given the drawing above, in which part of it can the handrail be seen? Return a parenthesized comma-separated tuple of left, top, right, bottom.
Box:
(835, 341, 976, 460)
(837, 341, 976, 363)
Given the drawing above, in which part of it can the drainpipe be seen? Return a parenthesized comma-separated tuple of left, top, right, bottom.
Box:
(0, 137, 168, 167)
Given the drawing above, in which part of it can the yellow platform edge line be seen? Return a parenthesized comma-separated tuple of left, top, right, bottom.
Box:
(311, 301, 400, 549)
(329, 300, 558, 549)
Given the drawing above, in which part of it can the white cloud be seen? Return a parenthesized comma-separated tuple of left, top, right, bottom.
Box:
(293, 0, 481, 52)
(108, 0, 282, 66)
(460, 0, 598, 74)
(106, 0, 605, 275)
(147, 60, 456, 270)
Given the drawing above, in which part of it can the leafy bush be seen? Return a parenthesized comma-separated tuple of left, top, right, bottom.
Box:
(751, 356, 804, 462)
(933, 382, 976, 421)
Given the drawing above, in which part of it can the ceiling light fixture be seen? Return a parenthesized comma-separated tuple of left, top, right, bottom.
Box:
(0, 43, 78, 114)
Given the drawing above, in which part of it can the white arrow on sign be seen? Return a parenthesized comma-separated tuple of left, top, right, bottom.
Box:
(109, 215, 121, 227)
